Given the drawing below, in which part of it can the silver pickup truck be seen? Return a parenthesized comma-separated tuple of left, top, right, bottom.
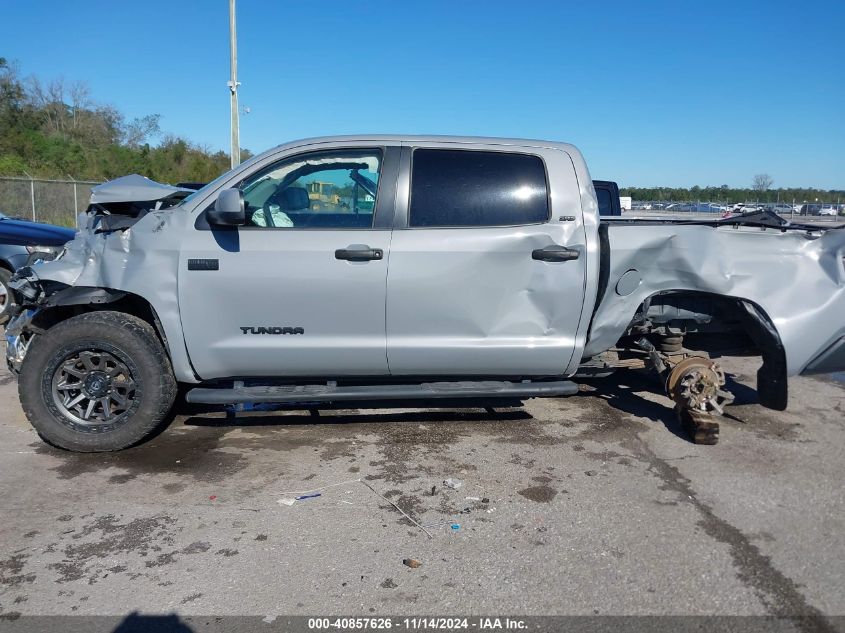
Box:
(5, 135, 845, 452)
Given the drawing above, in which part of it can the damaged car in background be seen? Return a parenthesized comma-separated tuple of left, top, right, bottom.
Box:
(4, 135, 844, 452)
(0, 211, 76, 325)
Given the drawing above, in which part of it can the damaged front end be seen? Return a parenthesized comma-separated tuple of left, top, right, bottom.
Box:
(5, 266, 129, 373)
(4, 173, 190, 376)
(5, 308, 38, 373)
(5, 267, 56, 373)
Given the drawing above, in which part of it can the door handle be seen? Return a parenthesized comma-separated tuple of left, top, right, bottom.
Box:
(335, 245, 384, 261)
(532, 245, 580, 262)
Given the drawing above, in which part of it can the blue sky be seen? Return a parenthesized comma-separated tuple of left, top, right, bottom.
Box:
(2, 0, 843, 188)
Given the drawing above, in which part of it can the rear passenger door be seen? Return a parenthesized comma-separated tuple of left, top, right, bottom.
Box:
(385, 143, 588, 376)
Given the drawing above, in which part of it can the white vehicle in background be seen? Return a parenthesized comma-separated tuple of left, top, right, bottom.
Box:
(730, 203, 764, 214)
(818, 206, 838, 217)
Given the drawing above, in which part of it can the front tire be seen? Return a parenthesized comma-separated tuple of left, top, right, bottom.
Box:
(19, 311, 177, 452)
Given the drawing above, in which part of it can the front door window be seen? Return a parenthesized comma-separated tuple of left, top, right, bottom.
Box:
(238, 150, 382, 229)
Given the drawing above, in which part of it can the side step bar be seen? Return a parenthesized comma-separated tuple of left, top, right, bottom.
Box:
(185, 380, 579, 405)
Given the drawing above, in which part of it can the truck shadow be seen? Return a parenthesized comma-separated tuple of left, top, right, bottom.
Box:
(580, 369, 759, 442)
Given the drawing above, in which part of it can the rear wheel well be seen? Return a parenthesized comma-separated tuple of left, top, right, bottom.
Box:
(628, 290, 788, 410)
(634, 291, 756, 353)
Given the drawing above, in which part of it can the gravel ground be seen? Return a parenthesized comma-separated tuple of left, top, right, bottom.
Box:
(0, 356, 842, 624)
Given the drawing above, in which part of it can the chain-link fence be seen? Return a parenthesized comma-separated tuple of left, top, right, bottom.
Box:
(0, 176, 100, 228)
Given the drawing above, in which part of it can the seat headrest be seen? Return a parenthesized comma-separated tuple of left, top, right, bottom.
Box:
(277, 186, 310, 211)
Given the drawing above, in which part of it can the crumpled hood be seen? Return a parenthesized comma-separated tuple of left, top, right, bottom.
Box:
(89, 174, 194, 205)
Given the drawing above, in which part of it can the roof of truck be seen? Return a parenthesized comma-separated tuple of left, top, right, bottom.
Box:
(268, 135, 581, 154)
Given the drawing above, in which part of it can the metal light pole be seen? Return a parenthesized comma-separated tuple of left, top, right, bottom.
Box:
(227, 0, 241, 168)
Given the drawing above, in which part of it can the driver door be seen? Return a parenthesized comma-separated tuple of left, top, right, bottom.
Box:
(178, 145, 399, 380)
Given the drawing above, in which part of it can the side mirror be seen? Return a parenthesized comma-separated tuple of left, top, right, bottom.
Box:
(207, 188, 245, 226)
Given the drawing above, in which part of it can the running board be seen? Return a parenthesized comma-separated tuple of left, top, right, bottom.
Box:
(185, 380, 579, 405)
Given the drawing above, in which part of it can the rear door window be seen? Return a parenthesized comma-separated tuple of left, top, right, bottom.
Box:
(595, 187, 613, 215)
(409, 149, 549, 227)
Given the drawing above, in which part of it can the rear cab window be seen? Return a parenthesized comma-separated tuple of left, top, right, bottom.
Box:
(409, 149, 550, 227)
(595, 187, 613, 216)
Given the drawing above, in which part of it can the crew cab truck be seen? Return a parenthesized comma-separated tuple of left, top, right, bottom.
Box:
(5, 136, 845, 451)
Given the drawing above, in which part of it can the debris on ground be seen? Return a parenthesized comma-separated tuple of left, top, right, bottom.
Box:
(274, 477, 433, 538)
(429, 485, 437, 496)
(481, 497, 490, 504)
(585, 470, 598, 477)
(465, 496, 481, 501)
(360, 480, 433, 539)
(443, 478, 463, 490)
(450, 524, 461, 531)
(402, 558, 422, 569)
(295, 493, 321, 501)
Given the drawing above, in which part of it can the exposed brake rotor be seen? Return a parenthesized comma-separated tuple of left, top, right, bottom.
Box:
(665, 356, 735, 445)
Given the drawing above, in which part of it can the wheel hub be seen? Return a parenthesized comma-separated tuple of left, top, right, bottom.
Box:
(666, 356, 733, 414)
(51, 349, 136, 426)
(665, 356, 736, 445)
(82, 371, 111, 398)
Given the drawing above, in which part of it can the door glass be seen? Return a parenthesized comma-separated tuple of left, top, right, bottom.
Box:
(409, 149, 549, 227)
(595, 187, 612, 215)
(239, 149, 382, 229)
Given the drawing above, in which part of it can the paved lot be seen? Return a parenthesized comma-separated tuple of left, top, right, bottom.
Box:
(0, 357, 842, 622)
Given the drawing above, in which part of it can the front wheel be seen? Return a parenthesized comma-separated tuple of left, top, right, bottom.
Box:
(18, 311, 177, 452)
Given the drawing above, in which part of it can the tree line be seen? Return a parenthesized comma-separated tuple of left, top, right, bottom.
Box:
(619, 184, 843, 204)
(0, 57, 249, 184)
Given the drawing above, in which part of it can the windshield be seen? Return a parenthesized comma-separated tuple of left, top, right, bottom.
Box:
(175, 152, 266, 208)
(173, 170, 234, 207)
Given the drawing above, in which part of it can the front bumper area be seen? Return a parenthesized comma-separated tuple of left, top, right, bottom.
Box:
(5, 309, 38, 374)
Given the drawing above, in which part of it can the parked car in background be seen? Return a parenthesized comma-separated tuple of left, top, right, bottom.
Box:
(663, 203, 725, 213)
(730, 203, 764, 214)
(695, 203, 727, 213)
(818, 206, 838, 216)
(0, 211, 75, 323)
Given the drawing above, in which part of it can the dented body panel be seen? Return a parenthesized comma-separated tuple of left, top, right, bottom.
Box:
(5, 135, 844, 402)
(13, 209, 198, 381)
(586, 222, 845, 376)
